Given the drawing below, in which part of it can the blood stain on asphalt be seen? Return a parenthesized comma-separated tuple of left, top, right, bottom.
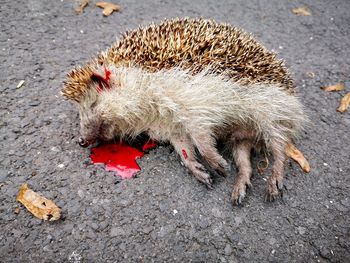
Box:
(90, 141, 157, 179)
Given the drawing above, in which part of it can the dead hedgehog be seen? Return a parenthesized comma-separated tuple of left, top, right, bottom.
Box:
(62, 18, 306, 204)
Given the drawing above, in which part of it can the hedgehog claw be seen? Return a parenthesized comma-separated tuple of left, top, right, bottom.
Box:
(265, 176, 283, 202)
(188, 161, 213, 189)
(232, 193, 245, 206)
(205, 178, 213, 189)
(216, 162, 231, 177)
(277, 180, 283, 190)
(232, 178, 251, 206)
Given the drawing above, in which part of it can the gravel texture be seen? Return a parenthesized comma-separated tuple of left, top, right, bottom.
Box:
(1, 0, 349, 262)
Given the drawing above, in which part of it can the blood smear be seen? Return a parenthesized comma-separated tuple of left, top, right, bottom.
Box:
(142, 140, 158, 152)
(90, 141, 156, 179)
(181, 149, 188, 159)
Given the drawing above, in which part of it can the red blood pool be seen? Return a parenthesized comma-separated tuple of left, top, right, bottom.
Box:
(90, 141, 157, 179)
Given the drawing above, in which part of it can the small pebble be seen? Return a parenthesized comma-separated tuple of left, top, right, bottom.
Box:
(297, 226, 306, 235)
(16, 80, 25, 89)
(224, 244, 232, 255)
(51, 146, 60, 152)
(29, 100, 40, 107)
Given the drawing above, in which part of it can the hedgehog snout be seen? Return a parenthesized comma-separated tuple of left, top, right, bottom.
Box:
(78, 137, 90, 148)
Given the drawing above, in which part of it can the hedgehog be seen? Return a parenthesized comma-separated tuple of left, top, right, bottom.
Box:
(62, 18, 305, 204)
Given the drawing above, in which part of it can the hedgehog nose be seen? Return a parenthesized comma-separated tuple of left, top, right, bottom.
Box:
(78, 137, 90, 148)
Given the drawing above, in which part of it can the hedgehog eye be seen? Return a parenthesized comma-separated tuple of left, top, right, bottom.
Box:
(91, 101, 97, 109)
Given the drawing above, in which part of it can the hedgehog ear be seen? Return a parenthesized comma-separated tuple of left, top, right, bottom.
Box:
(91, 72, 108, 86)
(91, 72, 109, 93)
(91, 66, 112, 93)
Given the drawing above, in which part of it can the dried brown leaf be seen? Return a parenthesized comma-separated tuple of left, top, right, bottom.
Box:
(75, 0, 89, 14)
(96, 2, 120, 16)
(257, 155, 269, 175)
(292, 7, 311, 16)
(321, 83, 344, 92)
(285, 143, 310, 173)
(337, 92, 350, 113)
(16, 183, 61, 221)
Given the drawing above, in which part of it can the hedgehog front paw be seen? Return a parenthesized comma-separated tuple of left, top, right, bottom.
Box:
(232, 177, 252, 205)
(265, 176, 283, 202)
(215, 159, 231, 177)
(188, 161, 213, 189)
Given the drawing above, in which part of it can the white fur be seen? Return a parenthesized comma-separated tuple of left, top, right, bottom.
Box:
(80, 67, 305, 154)
(79, 66, 305, 149)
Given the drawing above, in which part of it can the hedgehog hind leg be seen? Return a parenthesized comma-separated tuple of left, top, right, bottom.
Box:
(231, 140, 253, 205)
(170, 136, 213, 188)
(265, 139, 287, 202)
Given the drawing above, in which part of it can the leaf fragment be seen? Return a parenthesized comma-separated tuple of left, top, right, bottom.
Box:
(337, 92, 350, 113)
(75, 0, 89, 14)
(292, 7, 311, 16)
(16, 183, 61, 221)
(96, 2, 120, 16)
(321, 83, 344, 92)
(285, 143, 310, 173)
(257, 155, 269, 175)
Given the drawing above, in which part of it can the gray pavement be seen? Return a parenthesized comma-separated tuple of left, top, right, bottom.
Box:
(1, 0, 349, 262)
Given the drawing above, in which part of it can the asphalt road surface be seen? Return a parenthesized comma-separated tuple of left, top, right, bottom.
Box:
(1, 0, 349, 262)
